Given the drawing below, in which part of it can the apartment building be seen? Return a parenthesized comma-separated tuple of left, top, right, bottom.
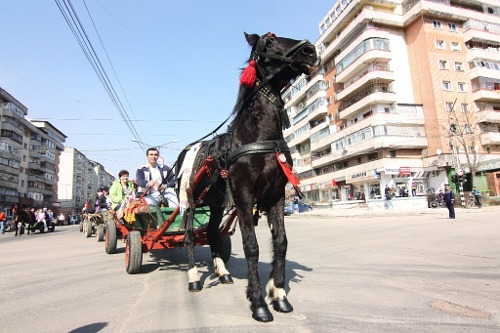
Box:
(0, 87, 66, 211)
(283, 0, 500, 204)
(58, 147, 115, 215)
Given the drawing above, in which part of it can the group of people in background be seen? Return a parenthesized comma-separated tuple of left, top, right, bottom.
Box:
(0, 205, 55, 236)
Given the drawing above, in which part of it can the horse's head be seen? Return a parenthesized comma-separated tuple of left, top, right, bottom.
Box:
(242, 32, 320, 88)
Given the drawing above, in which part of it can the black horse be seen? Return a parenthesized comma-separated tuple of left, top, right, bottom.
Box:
(176, 32, 320, 322)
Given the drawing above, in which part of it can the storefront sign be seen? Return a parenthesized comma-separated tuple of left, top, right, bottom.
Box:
(346, 171, 375, 183)
(399, 167, 411, 176)
(383, 167, 400, 175)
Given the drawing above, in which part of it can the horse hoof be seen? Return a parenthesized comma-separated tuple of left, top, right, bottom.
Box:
(188, 281, 202, 292)
(219, 274, 233, 284)
(252, 306, 273, 322)
(271, 298, 293, 313)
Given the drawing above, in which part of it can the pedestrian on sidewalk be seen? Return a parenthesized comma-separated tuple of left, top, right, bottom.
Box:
(443, 185, 455, 219)
(384, 185, 393, 209)
(0, 208, 6, 234)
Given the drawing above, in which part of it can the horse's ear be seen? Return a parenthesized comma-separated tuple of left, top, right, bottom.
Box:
(244, 32, 260, 47)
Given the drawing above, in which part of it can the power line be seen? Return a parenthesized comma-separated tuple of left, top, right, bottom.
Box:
(54, 0, 146, 150)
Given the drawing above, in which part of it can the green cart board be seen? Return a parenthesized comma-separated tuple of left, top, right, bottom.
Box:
(134, 206, 210, 233)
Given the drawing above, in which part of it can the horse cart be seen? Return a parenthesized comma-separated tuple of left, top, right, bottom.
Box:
(81, 210, 111, 241)
(105, 204, 237, 274)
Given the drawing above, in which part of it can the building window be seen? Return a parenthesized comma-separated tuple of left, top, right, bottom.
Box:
(461, 103, 469, 112)
(451, 42, 461, 51)
(438, 60, 448, 70)
(442, 81, 452, 91)
(435, 40, 446, 49)
(458, 82, 467, 92)
(433, 20, 442, 29)
(448, 23, 457, 32)
(454, 62, 463, 71)
(445, 102, 454, 111)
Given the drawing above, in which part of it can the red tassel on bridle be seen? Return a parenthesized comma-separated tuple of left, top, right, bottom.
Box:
(240, 59, 257, 88)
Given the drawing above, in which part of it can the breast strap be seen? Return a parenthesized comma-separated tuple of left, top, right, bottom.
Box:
(226, 140, 290, 169)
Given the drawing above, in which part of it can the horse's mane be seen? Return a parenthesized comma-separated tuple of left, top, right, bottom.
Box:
(229, 81, 254, 131)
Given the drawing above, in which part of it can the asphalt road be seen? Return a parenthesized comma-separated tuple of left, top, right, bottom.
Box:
(0, 207, 499, 333)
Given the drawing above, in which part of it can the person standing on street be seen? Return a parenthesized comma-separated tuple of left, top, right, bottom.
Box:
(443, 185, 455, 219)
(472, 186, 482, 208)
(0, 208, 6, 234)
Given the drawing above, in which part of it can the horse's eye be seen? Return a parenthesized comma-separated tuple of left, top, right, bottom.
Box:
(267, 38, 276, 45)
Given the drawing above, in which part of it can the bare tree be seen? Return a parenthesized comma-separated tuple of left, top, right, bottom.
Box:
(447, 99, 488, 186)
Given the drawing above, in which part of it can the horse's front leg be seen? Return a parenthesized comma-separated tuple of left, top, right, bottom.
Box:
(238, 209, 273, 322)
(207, 207, 233, 284)
(184, 209, 201, 292)
(265, 203, 293, 313)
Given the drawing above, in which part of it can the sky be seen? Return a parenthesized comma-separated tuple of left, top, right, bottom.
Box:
(1, 0, 334, 179)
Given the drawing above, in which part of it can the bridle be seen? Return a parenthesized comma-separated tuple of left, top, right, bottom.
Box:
(240, 33, 317, 130)
(251, 33, 316, 90)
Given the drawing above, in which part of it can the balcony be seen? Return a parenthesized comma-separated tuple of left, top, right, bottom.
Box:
(472, 88, 500, 102)
(319, 7, 402, 62)
(480, 132, 500, 145)
(477, 109, 500, 123)
(466, 47, 500, 63)
(285, 74, 324, 107)
(469, 67, 500, 81)
(337, 68, 394, 101)
(310, 132, 427, 168)
(339, 91, 396, 120)
(405, 0, 497, 24)
(463, 22, 500, 45)
(336, 49, 392, 84)
(29, 162, 41, 170)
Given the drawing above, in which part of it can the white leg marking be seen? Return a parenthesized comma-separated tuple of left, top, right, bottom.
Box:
(266, 278, 287, 302)
(214, 257, 230, 276)
(188, 267, 199, 283)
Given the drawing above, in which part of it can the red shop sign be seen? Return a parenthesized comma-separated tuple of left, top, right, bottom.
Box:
(398, 167, 411, 176)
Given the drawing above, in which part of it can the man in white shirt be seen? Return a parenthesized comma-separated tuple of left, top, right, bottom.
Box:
(136, 147, 178, 207)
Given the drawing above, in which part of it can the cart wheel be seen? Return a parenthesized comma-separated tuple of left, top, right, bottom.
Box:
(430, 200, 438, 208)
(79, 221, 83, 232)
(221, 235, 232, 263)
(105, 220, 117, 254)
(97, 225, 105, 242)
(85, 220, 93, 238)
(126, 231, 142, 274)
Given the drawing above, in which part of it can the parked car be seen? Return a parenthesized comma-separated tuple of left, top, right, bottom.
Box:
(285, 200, 313, 215)
(296, 200, 313, 213)
(284, 203, 294, 216)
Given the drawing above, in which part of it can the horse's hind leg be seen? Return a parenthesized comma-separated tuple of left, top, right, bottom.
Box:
(265, 204, 293, 313)
(207, 207, 233, 284)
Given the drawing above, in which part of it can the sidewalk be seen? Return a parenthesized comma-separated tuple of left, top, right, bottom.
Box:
(291, 204, 500, 218)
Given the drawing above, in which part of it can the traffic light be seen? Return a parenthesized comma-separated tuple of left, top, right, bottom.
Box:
(450, 124, 457, 133)
(451, 174, 458, 183)
(460, 175, 467, 183)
